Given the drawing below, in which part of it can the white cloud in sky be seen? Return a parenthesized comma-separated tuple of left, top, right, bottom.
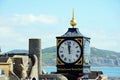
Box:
(0, 14, 58, 26)
(0, 27, 25, 42)
(0, 13, 59, 52)
(0, 27, 26, 51)
(89, 30, 120, 52)
(0, 14, 120, 52)
(0, 27, 17, 37)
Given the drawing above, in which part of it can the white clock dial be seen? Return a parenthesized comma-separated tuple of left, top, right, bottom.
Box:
(58, 40, 81, 63)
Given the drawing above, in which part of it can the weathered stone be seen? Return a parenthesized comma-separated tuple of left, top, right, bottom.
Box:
(39, 74, 68, 80)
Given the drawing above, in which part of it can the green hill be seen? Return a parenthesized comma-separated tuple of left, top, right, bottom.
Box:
(42, 46, 120, 67)
(4, 46, 120, 67)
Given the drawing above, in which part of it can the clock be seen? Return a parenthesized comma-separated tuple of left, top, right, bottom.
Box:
(56, 10, 91, 78)
(58, 40, 81, 63)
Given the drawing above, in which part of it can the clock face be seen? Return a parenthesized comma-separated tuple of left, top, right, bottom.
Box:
(58, 40, 81, 63)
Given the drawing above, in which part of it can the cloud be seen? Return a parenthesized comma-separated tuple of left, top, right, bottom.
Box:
(88, 29, 120, 52)
(80, 27, 120, 52)
(0, 27, 27, 52)
(0, 14, 58, 26)
(0, 27, 16, 37)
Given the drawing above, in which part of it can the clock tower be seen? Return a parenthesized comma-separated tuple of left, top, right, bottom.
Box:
(56, 10, 91, 78)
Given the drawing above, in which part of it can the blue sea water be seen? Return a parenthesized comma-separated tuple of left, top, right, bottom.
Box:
(44, 67, 120, 77)
(91, 67, 120, 77)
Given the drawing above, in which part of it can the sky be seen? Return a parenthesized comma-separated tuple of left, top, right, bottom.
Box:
(0, 0, 120, 53)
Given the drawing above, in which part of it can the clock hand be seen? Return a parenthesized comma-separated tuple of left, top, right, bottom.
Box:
(68, 44, 71, 54)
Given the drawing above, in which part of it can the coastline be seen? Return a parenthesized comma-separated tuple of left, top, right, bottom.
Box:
(108, 77, 120, 80)
(43, 66, 120, 68)
(91, 66, 120, 68)
(43, 66, 120, 78)
(42, 66, 56, 68)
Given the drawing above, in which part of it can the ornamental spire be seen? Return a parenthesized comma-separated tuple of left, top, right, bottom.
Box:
(70, 9, 77, 28)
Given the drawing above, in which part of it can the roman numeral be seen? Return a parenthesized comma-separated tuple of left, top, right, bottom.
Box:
(76, 54, 79, 57)
(60, 51, 63, 53)
(61, 54, 64, 58)
(64, 57, 67, 61)
(61, 47, 64, 49)
(76, 46, 79, 48)
(77, 50, 80, 53)
(69, 59, 71, 62)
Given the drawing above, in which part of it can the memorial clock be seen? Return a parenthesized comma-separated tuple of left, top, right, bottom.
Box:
(56, 10, 91, 76)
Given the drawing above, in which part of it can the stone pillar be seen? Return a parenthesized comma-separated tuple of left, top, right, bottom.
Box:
(29, 39, 42, 75)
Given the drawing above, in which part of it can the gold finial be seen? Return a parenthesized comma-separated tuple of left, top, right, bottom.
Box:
(70, 9, 77, 28)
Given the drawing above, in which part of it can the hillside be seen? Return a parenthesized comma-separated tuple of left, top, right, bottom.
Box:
(42, 46, 120, 67)
(4, 46, 120, 67)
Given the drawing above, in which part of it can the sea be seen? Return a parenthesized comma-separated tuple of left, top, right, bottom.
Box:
(0, 67, 120, 77)
(43, 67, 120, 77)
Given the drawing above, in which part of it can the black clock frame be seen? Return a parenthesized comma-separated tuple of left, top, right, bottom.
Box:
(56, 37, 84, 74)
(57, 38, 82, 64)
